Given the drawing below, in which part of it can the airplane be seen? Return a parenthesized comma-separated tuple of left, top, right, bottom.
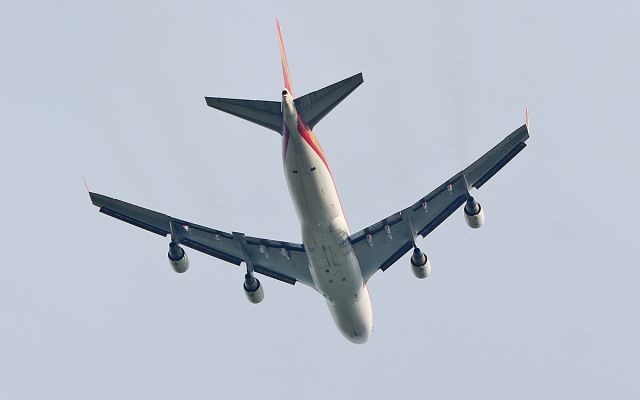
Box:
(88, 20, 529, 344)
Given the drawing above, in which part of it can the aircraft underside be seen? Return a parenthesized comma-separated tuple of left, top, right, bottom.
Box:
(282, 103, 373, 343)
(87, 20, 529, 344)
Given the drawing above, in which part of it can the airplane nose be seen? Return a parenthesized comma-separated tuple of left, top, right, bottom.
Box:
(327, 287, 373, 344)
(332, 313, 372, 344)
(346, 329, 370, 344)
(340, 314, 373, 344)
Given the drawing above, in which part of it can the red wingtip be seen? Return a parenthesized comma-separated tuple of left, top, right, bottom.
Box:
(276, 19, 295, 97)
(525, 107, 529, 128)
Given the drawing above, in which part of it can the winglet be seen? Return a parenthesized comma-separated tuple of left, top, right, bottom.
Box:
(525, 107, 529, 129)
(83, 177, 90, 194)
(276, 18, 295, 97)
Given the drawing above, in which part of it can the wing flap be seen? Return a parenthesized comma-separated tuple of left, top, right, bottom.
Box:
(254, 265, 296, 285)
(350, 123, 530, 281)
(411, 173, 469, 238)
(89, 192, 314, 287)
(91, 192, 170, 236)
(349, 212, 414, 281)
(463, 124, 529, 189)
(380, 241, 414, 272)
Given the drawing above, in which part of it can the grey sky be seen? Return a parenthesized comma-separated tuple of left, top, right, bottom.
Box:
(2, 0, 639, 398)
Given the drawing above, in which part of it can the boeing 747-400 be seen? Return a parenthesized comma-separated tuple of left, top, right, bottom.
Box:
(89, 21, 529, 343)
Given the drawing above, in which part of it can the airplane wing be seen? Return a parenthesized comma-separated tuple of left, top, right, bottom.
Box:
(89, 192, 315, 287)
(351, 124, 529, 282)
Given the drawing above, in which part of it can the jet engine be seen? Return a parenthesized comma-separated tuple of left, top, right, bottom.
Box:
(410, 247, 431, 279)
(243, 273, 264, 304)
(464, 197, 485, 229)
(168, 242, 189, 273)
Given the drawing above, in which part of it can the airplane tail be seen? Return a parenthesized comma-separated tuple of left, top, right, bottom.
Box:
(293, 73, 363, 129)
(204, 21, 364, 134)
(277, 18, 295, 98)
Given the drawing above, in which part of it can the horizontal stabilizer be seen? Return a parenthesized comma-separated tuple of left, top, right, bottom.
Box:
(205, 97, 282, 134)
(294, 73, 364, 129)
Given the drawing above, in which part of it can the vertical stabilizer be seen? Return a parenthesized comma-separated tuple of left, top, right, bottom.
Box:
(276, 19, 296, 97)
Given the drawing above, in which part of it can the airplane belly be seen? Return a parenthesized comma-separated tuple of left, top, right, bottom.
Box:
(304, 225, 373, 343)
(303, 221, 361, 296)
(283, 117, 372, 342)
(297, 212, 372, 344)
(284, 133, 341, 227)
(326, 284, 373, 344)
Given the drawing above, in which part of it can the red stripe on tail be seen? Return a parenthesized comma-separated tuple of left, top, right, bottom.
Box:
(276, 19, 295, 97)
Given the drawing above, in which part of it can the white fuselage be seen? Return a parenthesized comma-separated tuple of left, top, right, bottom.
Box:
(281, 94, 373, 344)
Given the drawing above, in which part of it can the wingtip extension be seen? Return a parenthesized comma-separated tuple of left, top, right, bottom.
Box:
(83, 178, 99, 205)
(525, 107, 529, 129)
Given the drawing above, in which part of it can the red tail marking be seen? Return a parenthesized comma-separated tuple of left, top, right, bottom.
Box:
(276, 19, 295, 97)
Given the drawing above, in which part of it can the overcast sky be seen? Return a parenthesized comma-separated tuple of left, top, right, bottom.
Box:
(1, 0, 639, 398)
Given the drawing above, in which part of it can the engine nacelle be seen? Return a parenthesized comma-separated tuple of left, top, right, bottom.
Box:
(168, 242, 189, 273)
(410, 247, 431, 279)
(464, 197, 485, 229)
(243, 273, 264, 304)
